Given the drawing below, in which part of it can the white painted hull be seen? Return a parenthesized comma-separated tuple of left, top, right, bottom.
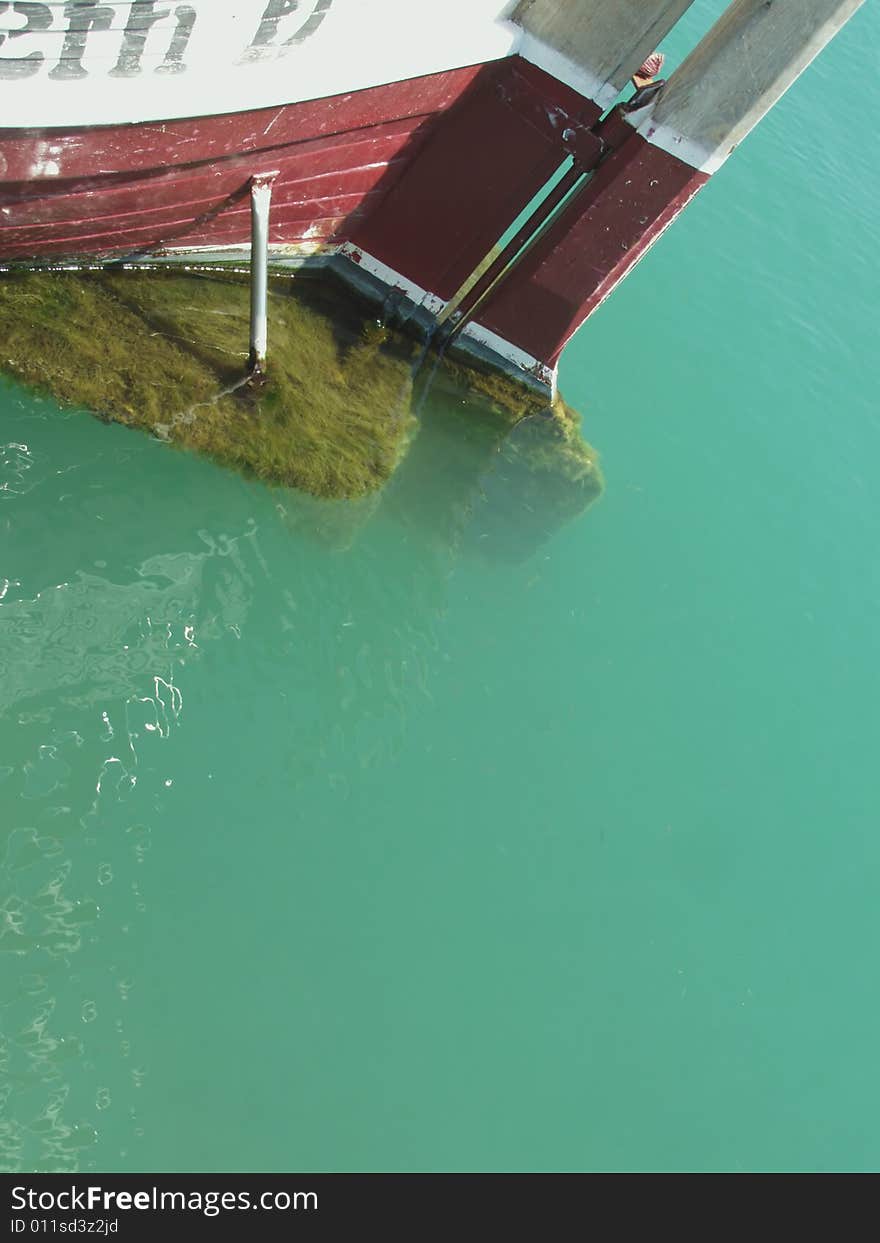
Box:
(2, 0, 515, 129)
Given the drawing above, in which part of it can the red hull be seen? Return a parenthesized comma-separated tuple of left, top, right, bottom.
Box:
(0, 56, 709, 387)
(350, 57, 598, 302)
(0, 67, 483, 260)
(473, 131, 708, 370)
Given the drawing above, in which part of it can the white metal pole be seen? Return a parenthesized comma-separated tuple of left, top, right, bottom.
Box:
(248, 172, 278, 376)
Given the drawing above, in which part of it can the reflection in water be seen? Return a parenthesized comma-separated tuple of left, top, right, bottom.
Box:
(393, 371, 602, 564)
(467, 408, 603, 562)
(0, 352, 600, 1170)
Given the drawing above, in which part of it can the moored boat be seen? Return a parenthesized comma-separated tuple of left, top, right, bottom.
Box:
(0, 0, 867, 393)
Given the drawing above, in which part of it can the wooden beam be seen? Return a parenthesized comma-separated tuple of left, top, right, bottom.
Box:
(510, 0, 697, 105)
(643, 0, 867, 173)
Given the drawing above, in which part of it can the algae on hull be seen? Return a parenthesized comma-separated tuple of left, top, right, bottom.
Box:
(0, 269, 417, 500)
(0, 267, 603, 524)
(395, 366, 604, 562)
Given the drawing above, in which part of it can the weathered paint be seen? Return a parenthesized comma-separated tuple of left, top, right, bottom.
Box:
(0, 67, 482, 260)
(335, 244, 446, 318)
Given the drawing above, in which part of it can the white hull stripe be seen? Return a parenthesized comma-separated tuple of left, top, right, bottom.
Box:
(459, 320, 555, 388)
(514, 30, 617, 109)
(337, 243, 447, 317)
(333, 245, 555, 388)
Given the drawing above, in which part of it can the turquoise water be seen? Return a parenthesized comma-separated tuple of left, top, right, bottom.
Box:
(2, 3, 879, 1172)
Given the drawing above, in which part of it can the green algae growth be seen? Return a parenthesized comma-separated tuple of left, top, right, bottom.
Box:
(0, 267, 603, 520)
(0, 269, 416, 500)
